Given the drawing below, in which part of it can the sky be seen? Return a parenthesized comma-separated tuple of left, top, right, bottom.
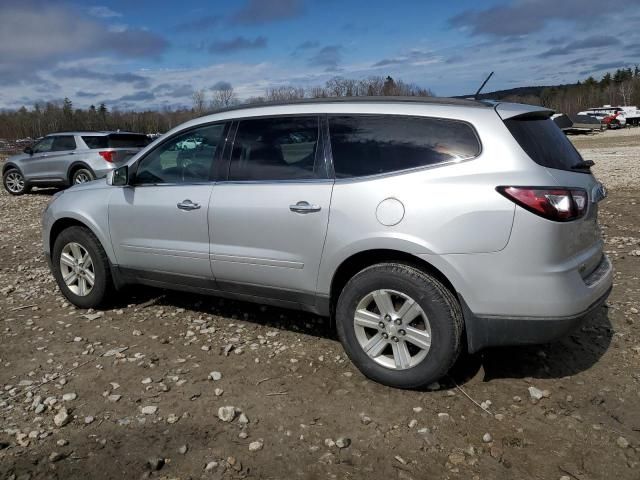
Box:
(1, 0, 640, 111)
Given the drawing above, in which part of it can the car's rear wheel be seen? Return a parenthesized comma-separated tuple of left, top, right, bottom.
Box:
(52, 226, 113, 308)
(72, 168, 94, 185)
(336, 263, 463, 389)
(3, 168, 30, 195)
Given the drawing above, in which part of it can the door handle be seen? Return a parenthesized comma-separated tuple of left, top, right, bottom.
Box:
(289, 201, 321, 214)
(177, 199, 201, 211)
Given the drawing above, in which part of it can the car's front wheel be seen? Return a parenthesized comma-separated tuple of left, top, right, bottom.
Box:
(336, 263, 463, 389)
(51, 226, 113, 308)
(3, 168, 30, 195)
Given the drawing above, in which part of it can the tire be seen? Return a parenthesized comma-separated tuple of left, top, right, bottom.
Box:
(336, 263, 463, 389)
(3, 168, 30, 195)
(51, 226, 113, 309)
(71, 168, 94, 185)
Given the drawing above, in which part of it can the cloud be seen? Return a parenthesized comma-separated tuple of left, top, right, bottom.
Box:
(309, 45, 342, 71)
(175, 15, 221, 32)
(539, 35, 622, 57)
(208, 36, 267, 53)
(117, 91, 155, 102)
(372, 49, 436, 67)
(76, 90, 101, 98)
(152, 83, 195, 97)
(232, 0, 304, 25)
(0, 1, 168, 86)
(88, 6, 122, 18)
(450, 0, 640, 37)
(211, 81, 233, 91)
(53, 67, 151, 88)
(580, 62, 632, 75)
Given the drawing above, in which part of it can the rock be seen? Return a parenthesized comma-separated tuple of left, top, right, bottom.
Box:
(108, 394, 122, 402)
(178, 444, 188, 454)
(84, 416, 95, 424)
(617, 436, 629, 448)
(412, 407, 423, 413)
(238, 413, 249, 424)
(218, 406, 236, 422)
(324, 438, 335, 447)
(239, 431, 248, 439)
(408, 419, 418, 428)
(209, 371, 222, 381)
(214, 388, 224, 396)
(437, 412, 450, 421)
(482, 433, 493, 443)
(360, 413, 372, 425)
(62, 393, 77, 401)
(147, 457, 165, 471)
(54, 408, 71, 427)
(141, 405, 158, 415)
(56, 439, 69, 446)
(448, 452, 465, 465)
(205, 461, 218, 471)
(141, 377, 152, 384)
(528, 386, 549, 401)
(248, 439, 264, 452)
(49, 452, 65, 462)
(335, 437, 351, 449)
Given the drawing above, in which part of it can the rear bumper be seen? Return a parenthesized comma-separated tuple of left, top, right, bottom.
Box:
(461, 285, 612, 353)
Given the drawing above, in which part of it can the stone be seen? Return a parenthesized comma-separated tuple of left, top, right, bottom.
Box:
(218, 406, 236, 422)
(335, 437, 351, 449)
(54, 408, 71, 427)
(108, 394, 122, 402)
(616, 436, 629, 448)
(141, 405, 158, 415)
(84, 416, 95, 424)
(214, 388, 224, 396)
(178, 444, 188, 454)
(448, 452, 465, 465)
(167, 414, 179, 424)
(147, 457, 165, 471)
(205, 461, 218, 471)
(482, 433, 493, 443)
(49, 452, 65, 462)
(528, 386, 549, 401)
(62, 392, 77, 401)
(209, 371, 222, 381)
(238, 413, 249, 424)
(249, 439, 264, 452)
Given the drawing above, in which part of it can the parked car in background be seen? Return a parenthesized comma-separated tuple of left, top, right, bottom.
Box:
(2, 131, 150, 195)
(41, 97, 612, 388)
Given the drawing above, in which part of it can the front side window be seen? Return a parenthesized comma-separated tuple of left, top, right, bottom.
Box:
(228, 116, 321, 181)
(135, 124, 226, 184)
(329, 115, 481, 178)
(32, 137, 54, 154)
(51, 136, 77, 152)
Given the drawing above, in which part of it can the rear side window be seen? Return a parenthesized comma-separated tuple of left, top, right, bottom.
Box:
(51, 136, 76, 151)
(504, 117, 583, 171)
(82, 134, 150, 149)
(329, 115, 481, 178)
(229, 116, 321, 181)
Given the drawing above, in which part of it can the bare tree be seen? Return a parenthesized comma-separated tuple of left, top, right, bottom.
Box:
(265, 86, 305, 102)
(210, 84, 236, 110)
(192, 90, 206, 114)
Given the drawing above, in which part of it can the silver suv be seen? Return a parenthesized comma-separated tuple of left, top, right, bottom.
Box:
(41, 98, 613, 388)
(3, 131, 150, 195)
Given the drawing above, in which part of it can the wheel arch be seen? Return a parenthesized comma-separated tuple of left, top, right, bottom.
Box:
(66, 162, 95, 184)
(2, 162, 20, 176)
(48, 215, 116, 264)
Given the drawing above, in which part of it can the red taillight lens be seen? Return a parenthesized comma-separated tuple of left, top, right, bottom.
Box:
(99, 151, 115, 162)
(497, 186, 588, 221)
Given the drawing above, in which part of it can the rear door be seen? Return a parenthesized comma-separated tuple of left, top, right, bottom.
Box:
(109, 123, 227, 280)
(209, 115, 333, 306)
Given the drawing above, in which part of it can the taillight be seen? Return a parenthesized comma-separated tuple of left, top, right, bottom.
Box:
(99, 151, 115, 162)
(497, 186, 588, 222)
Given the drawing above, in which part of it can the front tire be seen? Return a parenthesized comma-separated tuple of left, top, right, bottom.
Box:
(3, 168, 30, 195)
(72, 168, 94, 185)
(52, 226, 113, 308)
(336, 263, 463, 389)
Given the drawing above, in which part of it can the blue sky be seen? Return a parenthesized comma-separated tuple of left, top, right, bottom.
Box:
(1, 0, 640, 110)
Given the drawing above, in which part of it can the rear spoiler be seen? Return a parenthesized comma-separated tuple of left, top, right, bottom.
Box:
(493, 102, 554, 120)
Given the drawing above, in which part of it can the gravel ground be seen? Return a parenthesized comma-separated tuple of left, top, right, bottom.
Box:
(1, 130, 639, 479)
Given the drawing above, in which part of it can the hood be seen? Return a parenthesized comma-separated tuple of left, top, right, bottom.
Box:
(6, 152, 31, 163)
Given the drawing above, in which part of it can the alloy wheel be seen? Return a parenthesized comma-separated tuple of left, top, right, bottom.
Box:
(74, 172, 92, 184)
(59, 242, 95, 296)
(5, 172, 24, 193)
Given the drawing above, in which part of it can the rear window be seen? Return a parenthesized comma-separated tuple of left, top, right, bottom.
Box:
(504, 117, 583, 171)
(329, 115, 481, 178)
(82, 134, 150, 149)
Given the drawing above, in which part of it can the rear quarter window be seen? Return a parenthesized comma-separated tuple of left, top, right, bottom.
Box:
(504, 117, 583, 171)
(82, 134, 150, 149)
(328, 115, 481, 178)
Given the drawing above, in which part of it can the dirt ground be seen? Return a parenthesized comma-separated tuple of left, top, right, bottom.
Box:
(1, 129, 639, 480)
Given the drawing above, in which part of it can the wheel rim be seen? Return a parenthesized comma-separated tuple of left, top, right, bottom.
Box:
(74, 172, 91, 184)
(59, 242, 95, 296)
(5, 172, 24, 193)
(354, 289, 431, 370)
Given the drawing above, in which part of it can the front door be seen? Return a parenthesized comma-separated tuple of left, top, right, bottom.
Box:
(108, 123, 227, 280)
(209, 115, 333, 306)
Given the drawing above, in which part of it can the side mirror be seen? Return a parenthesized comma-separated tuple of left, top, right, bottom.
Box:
(24, 146, 33, 155)
(107, 165, 129, 186)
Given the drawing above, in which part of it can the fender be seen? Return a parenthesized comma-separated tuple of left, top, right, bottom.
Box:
(66, 161, 96, 184)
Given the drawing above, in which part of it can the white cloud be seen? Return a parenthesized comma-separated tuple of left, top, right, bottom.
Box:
(88, 6, 122, 19)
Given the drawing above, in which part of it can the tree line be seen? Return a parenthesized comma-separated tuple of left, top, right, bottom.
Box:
(0, 76, 430, 142)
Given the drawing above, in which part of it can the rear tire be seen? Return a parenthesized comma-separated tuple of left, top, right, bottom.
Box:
(3, 168, 30, 195)
(51, 226, 113, 309)
(336, 263, 463, 389)
(71, 168, 94, 185)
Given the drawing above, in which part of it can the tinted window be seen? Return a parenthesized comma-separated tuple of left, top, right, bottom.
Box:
(82, 134, 150, 149)
(329, 115, 480, 178)
(32, 137, 54, 154)
(51, 136, 76, 152)
(505, 118, 583, 171)
(229, 116, 320, 181)
(135, 124, 226, 184)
